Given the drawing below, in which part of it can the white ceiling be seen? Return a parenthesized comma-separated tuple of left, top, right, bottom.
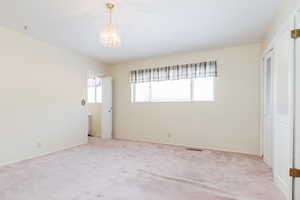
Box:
(0, 0, 281, 64)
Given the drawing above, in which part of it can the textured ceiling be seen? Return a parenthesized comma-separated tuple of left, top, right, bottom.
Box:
(0, 0, 281, 64)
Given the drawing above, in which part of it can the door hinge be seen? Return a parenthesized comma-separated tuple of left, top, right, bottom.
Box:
(290, 168, 300, 177)
(291, 29, 300, 39)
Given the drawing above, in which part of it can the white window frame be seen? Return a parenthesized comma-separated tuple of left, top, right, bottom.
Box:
(131, 78, 215, 103)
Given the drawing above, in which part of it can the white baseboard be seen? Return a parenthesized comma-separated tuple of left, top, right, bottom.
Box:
(0, 142, 87, 168)
(115, 137, 259, 156)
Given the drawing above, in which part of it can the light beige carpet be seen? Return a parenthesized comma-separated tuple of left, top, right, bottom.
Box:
(0, 138, 285, 200)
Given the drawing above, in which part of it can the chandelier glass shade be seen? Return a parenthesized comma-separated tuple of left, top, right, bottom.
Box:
(100, 3, 121, 48)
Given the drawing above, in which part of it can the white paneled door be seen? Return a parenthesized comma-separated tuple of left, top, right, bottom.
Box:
(272, 20, 294, 199)
(101, 76, 113, 139)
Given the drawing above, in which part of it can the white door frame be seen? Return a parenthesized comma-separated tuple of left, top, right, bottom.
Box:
(262, 49, 274, 168)
(289, 21, 296, 200)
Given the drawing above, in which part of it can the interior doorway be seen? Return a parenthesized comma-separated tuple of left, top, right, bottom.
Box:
(87, 72, 112, 139)
(87, 72, 102, 137)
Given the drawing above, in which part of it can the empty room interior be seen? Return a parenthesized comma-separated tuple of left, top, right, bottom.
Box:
(1, 0, 300, 199)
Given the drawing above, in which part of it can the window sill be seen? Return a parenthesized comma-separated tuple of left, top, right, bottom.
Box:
(131, 100, 215, 103)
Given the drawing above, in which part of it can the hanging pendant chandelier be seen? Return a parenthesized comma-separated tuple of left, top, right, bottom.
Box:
(100, 3, 121, 48)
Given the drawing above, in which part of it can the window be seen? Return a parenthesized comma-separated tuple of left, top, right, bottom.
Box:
(151, 79, 191, 102)
(131, 77, 214, 102)
(193, 78, 214, 101)
(88, 77, 102, 103)
(132, 82, 150, 102)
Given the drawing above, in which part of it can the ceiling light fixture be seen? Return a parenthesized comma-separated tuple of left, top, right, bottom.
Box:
(100, 3, 121, 48)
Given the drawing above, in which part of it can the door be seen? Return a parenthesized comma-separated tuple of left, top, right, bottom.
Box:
(293, 11, 300, 200)
(272, 22, 294, 199)
(101, 76, 113, 139)
(263, 51, 274, 168)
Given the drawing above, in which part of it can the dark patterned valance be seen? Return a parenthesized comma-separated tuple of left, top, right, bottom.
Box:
(129, 61, 217, 83)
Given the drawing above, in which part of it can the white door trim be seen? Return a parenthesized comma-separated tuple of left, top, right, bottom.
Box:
(262, 49, 274, 168)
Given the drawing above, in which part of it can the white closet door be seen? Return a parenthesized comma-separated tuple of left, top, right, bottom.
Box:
(101, 76, 112, 139)
(272, 22, 294, 199)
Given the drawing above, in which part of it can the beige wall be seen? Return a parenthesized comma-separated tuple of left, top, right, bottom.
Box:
(110, 43, 262, 155)
(0, 26, 109, 166)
